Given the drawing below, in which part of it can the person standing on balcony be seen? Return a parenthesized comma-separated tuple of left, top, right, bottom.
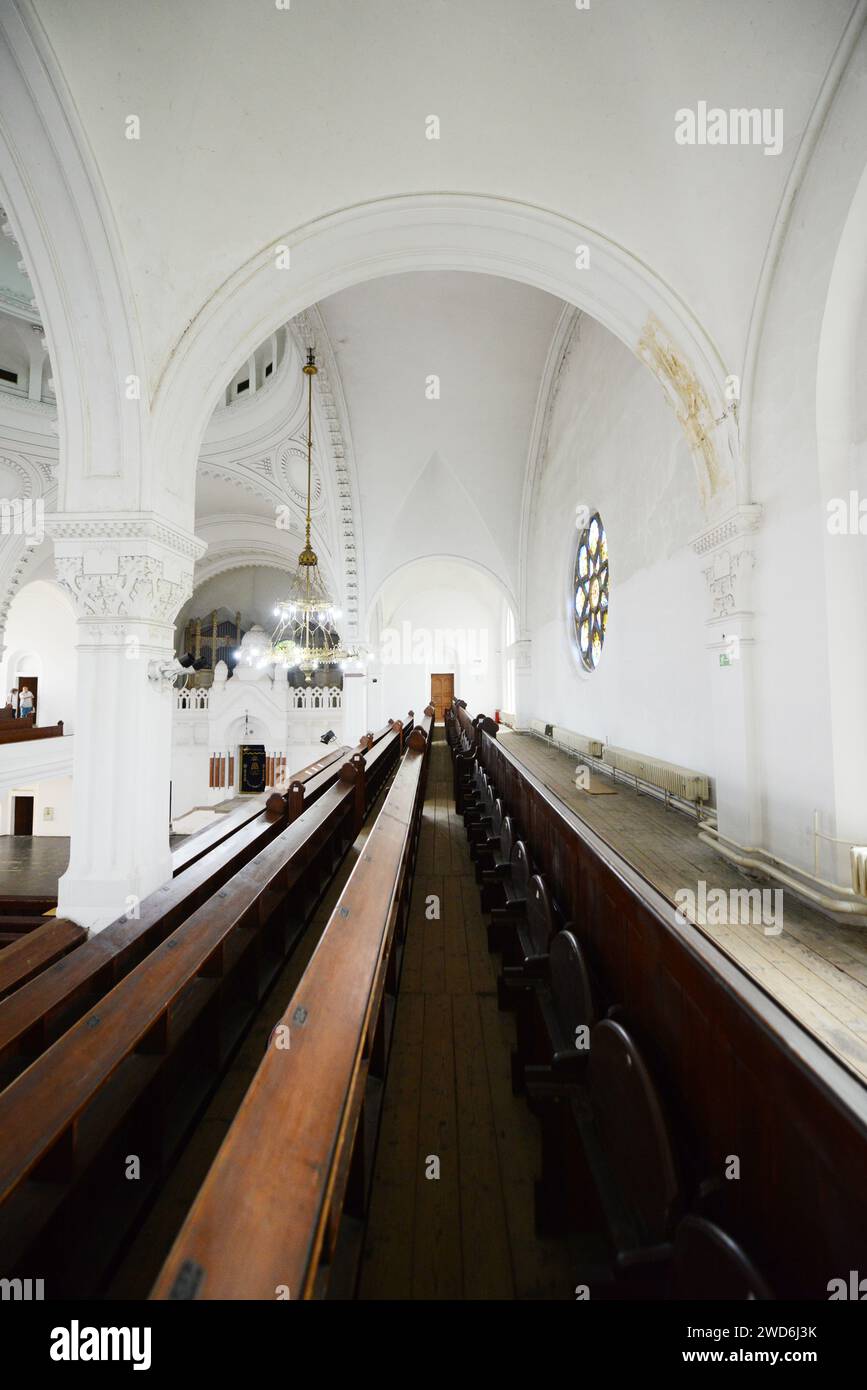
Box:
(18, 684, 34, 720)
(8, 687, 19, 717)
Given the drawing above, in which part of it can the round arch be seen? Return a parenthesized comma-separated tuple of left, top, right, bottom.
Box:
(365, 552, 518, 646)
(0, 6, 146, 513)
(151, 194, 738, 514)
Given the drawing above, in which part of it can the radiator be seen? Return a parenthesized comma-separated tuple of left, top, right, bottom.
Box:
(602, 745, 709, 803)
(552, 726, 604, 760)
(499, 711, 517, 729)
(529, 718, 549, 738)
(851, 846, 867, 898)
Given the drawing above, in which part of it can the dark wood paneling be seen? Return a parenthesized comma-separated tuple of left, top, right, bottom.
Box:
(480, 730, 867, 1298)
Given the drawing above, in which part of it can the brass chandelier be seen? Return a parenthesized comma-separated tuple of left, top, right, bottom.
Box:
(267, 348, 357, 682)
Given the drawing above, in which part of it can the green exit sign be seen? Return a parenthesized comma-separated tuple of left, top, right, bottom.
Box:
(719, 653, 732, 667)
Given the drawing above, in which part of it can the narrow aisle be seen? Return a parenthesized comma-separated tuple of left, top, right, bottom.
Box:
(359, 733, 574, 1300)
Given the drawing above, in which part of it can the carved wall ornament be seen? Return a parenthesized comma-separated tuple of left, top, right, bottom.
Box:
(54, 553, 194, 625)
(701, 545, 755, 621)
(691, 505, 762, 633)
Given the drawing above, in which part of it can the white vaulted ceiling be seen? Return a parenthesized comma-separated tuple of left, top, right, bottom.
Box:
(317, 272, 563, 601)
(189, 272, 562, 624)
(27, 0, 852, 391)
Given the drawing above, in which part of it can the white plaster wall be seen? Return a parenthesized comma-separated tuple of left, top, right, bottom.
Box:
(170, 723, 211, 821)
(525, 315, 712, 772)
(377, 582, 503, 723)
(0, 773, 73, 836)
(0, 579, 77, 730)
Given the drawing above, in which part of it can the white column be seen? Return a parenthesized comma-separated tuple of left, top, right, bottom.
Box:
(49, 515, 205, 932)
(693, 506, 762, 848)
(341, 666, 369, 746)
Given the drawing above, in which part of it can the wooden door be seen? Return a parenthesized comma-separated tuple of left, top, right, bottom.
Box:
(13, 795, 34, 835)
(430, 673, 455, 723)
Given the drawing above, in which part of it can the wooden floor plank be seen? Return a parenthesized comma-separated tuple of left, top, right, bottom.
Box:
(462, 876, 497, 994)
(420, 872, 446, 995)
(478, 994, 575, 1299)
(500, 731, 867, 1084)
(358, 992, 425, 1299)
(361, 733, 574, 1300)
(412, 992, 462, 1299)
(443, 875, 472, 994)
(452, 993, 514, 1298)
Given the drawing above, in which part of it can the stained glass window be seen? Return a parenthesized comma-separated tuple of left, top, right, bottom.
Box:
(573, 511, 609, 671)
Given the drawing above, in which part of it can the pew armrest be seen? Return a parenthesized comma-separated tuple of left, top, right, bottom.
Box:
(612, 1241, 676, 1299)
(490, 900, 526, 920)
(614, 1242, 675, 1279)
(524, 1066, 583, 1101)
(524, 1051, 587, 1087)
(482, 862, 511, 883)
(519, 952, 548, 978)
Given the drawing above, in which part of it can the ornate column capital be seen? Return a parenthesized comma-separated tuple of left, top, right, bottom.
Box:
(46, 511, 207, 638)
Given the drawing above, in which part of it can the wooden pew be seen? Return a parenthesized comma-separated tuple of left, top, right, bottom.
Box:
(262, 740, 357, 823)
(516, 929, 597, 1095)
(0, 751, 383, 1296)
(0, 895, 57, 919)
(171, 798, 271, 876)
(496, 872, 565, 1006)
(0, 916, 54, 941)
(529, 1017, 682, 1297)
(669, 1215, 772, 1300)
(263, 712, 413, 823)
(0, 729, 408, 1066)
(0, 719, 64, 745)
(469, 796, 506, 865)
(151, 708, 436, 1301)
(477, 722, 867, 1298)
(485, 838, 533, 951)
(0, 921, 87, 1003)
(448, 702, 497, 812)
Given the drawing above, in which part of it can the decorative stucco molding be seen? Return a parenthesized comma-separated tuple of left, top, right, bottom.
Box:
(691, 503, 762, 557)
(46, 513, 207, 564)
(288, 306, 364, 641)
(46, 515, 206, 633)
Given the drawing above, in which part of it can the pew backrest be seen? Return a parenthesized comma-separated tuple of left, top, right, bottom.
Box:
(0, 920, 86, 1002)
(550, 930, 595, 1038)
(672, 1216, 773, 1300)
(151, 710, 435, 1300)
(525, 875, 558, 957)
(588, 1019, 680, 1245)
(510, 841, 532, 898)
(0, 779, 361, 1219)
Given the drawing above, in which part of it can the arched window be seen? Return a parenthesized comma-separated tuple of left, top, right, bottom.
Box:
(573, 511, 609, 671)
